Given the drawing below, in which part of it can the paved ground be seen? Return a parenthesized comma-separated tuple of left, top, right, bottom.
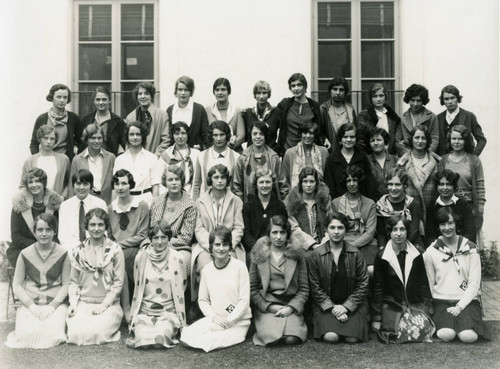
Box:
(0, 280, 499, 322)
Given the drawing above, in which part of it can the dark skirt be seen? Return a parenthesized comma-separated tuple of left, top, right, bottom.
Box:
(359, 244, 379, 266)
(253, 309, 307, 346)
(433, 299, 491, 340)
(313, 304, 369, 341)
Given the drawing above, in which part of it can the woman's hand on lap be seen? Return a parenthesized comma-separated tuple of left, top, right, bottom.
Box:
(92, 303, 108, 315)
(275, 306, 294, 317)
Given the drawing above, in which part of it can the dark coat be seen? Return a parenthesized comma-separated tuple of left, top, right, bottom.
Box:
(319, 100, 357, 154)
(167, 102, 212, 150)
(308, 241, 369, 313)
(30, 112, 82, 161)
(242, 105, 282, 153)
(357, 105, 401, 156)
(80, 111, 126, 156)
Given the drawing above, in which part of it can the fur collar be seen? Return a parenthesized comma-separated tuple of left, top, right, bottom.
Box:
(12, 188, 63, 213)
(365, 105, 401, 124)
(286, 182, 331, 218)
(251, 234, 305, 264)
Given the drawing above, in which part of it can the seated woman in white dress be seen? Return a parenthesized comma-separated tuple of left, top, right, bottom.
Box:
(249, 215, 309, 346)
(66, 208, 125, 345)
(127, 221, 187, 349)
(6, 213, 70, 349)
(181, 226, 252, 352)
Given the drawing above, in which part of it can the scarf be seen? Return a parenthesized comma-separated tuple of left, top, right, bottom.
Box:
(432, 236, 477, 274)
(337, 194, 365, 233)
(166, 145, 194, 186)
(135, 107, 152, 135)
(291, 143, 324, 189)
(145, 244, 170, 271)
(252, 102, 272, 121)
(376, 194, 414, 220)
(210, 102, 236, 124)
(72, 238, 120, 290)
(48, 107, 68, 126)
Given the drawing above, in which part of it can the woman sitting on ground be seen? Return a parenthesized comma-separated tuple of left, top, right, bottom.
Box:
(424, 207, 490, 343)
(66, 208, 125, 345)
(308, 212, 370, 344)
(127, 221, 187, 349)
(372, 215, 433, 343)
(249, 215, 308, 346)
(180, 226, 252, 352)
(6, 214, 70, 349)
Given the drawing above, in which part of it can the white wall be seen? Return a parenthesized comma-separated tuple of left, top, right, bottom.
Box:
(1, 0, 499, 244)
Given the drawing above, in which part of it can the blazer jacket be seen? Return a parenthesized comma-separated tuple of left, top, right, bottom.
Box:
(167, 102, 212, 150)
(81, 111, 127, 155)
(396, 107, 439, 155)
(319, 99, 357, 154)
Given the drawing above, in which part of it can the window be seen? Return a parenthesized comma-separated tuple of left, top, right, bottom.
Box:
(313, 0, 400, 110)
(74, 1, 158, 117)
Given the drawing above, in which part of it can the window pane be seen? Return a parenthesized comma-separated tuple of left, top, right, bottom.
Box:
(361, 41, 393, 78)
(121, 82, 140, 117)
(317, 2, 351, 39)
(121, 44, 154, 80)
(361, 2, 394, 39)
(121, 4, 154, 41)
(78, 83, 113, 118)
(361, 80, 396, 109)
(318, 41, 351, 78)
(79, 5, 111, 41)
(79, 44, 112, 80)
(316, 79, 353, 105)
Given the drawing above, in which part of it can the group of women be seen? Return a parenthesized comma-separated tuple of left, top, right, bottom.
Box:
(6, 76, 489, 351)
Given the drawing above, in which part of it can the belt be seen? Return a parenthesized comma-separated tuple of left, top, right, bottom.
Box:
(130, 187, 152, 196)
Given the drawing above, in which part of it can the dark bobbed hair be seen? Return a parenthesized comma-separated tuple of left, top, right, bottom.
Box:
(148, 220, 173, 239)
(367, 83, 388, 106)
(33, 213, 58, 234)
(403, 84, 430, 105)
(267, 215, 292, 240)
(84, 208, 110, 230)
(385, 214, 411, 238)
(213, 78, 231, 95)
(133, 82, 156, 103)
(338, 123, 357, 142)
(298, 167, 320, 194)
(250, 121, 269, 141)
(433, 169, 460, 189)
(126, 120, 149, 147)
(341, 165, 366, 186)
(328, 76, 349, 95)
(253, 80, 271, 98)
(209, 225, 233, 253)
(92, 85, 111, 100)
(207, 164, 231, 187)
(72, 169, 94, 188)
(46, 83, 71, 103)
(366, 127, 390, 154)
(174, 76, 195, 95)
(385, 167, 409, 187)
(251, 167, 275, 189)
(436, 206, 458, 226)
(298, 121, 318, 135)
(171, 121, 190, 137)
(162, 164, 186, 188)
(439, 85, 463, 106)
(36, 124, 58, 143)
(288, 73, 307, 90)
(210, 120, 231, 141)
(82, 123, 105, 145)
(408, 124, 432, 150)
(326, 211, 349, 230)
(112, 169, 136, 189)
(23, 168, 48, 190)
(446, 125, 474, 153)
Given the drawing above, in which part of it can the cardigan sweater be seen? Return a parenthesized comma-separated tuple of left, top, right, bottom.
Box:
(436, 108, 487, 156)
(21, 152, 70, 198)
(396, 107, 439, 155)
(108, 198, 150, 249)
(356, 105, 401, 156)
(319, 99, 357, 154)
(167, 102, 212, 150)
(372, 241, 432, 321)
(81, 111, 127, 156)
(242, 105, 282, 153)
(30, 111, 82, 161)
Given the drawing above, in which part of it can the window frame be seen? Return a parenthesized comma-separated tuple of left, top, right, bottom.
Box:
(72, 0, 159, 117)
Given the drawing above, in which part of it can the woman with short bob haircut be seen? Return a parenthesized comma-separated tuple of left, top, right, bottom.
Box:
(249, 215, 309, 346)
(424, 207, 490, 342)
(181, 226, 251, 352)
(66, 208, 125, 345)
(372, 214, 434, 343)
(6, 213, 71, 349)
(127, 221, 187, 349)
(308, 212, 370, 343)
(30, 83, 82, 161)
(22, 124, 71, 197)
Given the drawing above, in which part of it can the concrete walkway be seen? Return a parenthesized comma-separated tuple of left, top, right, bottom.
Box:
(0, 280, 498, 322)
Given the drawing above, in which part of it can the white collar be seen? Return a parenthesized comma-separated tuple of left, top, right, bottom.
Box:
(211, 146, 228, 159)
(446, 106, 460, 118)
(375, 107, 388, 117)
(111, 196, 141, 213)
(82, 148, 104, 158)
(435, 194, 459, 206)
(173, 99, 193, 113)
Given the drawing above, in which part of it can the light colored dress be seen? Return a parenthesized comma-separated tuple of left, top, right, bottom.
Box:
(180, 258, 251, 352)
(6, 242, 70, 349)
(66, 238, 125, 346)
